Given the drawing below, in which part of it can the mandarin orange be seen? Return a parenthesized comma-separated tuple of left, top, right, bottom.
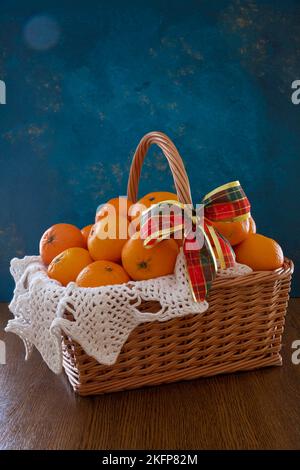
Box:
(40, 223, 85, 265)
(96, 197, 132, 223)
(76, 260, 130, 287)
(234, 233, 284, 271)
(88, 216, 129, 262)
(47, 247, 92, 286)
(212, 217, 256, 246)
(121, 235, 179, 281)
(129, 191, 179, 231)
(81, 224, 93, 246)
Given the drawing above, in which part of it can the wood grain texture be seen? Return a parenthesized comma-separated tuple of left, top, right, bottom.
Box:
(1, 300, 300, 450)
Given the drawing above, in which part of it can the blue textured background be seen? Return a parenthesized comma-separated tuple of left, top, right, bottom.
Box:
(0, 0, 299, 300)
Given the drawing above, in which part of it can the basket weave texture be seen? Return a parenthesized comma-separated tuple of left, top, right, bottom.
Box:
(61, 132, 293, 395)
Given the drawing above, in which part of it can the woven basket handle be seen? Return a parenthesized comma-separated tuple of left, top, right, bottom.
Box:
(127, 131, 192, 205)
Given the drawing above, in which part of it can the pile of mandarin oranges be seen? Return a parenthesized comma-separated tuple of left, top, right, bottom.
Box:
(39, 191, 284, 288)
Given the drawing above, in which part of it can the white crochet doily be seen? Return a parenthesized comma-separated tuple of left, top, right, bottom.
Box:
(5, 252, 252, 374)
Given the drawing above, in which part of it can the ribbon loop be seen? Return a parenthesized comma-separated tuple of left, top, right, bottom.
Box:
(141, 181, 250, 302)
(203, 180, 251, 222)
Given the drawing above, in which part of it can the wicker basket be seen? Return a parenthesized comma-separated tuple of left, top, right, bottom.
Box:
(62, 132, 293, 395)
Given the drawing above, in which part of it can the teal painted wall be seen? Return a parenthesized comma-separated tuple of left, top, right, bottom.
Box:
(0, 0, 299, 300)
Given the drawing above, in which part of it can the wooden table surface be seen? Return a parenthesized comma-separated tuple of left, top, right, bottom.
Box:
(1, 299, 300, 450)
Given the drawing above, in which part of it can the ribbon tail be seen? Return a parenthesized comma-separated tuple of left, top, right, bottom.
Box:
(206, 224, 234, 269)
(206, 224, 235, 269)
(183, 227, 217, 302)
(217, 231, 236, 268)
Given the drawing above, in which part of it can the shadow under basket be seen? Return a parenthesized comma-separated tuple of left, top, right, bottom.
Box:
(62, 258, 293, 396)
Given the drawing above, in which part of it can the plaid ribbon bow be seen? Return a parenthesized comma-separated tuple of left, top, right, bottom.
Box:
(140, 181, 251, 302)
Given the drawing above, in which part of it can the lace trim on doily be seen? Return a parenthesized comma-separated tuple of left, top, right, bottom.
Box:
(5, 252, 252, 374)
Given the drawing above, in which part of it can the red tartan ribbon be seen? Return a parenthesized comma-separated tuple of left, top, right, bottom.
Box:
(140, 181, 251, 302)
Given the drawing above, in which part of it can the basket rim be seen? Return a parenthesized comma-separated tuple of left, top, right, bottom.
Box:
(212, 257, 293, 289)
